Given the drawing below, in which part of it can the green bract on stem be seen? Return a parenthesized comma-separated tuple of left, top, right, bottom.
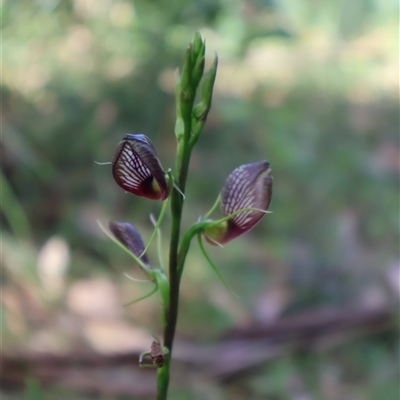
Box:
(139, 199, 169, 258)
(197, 234, 239, 297)
(123, 284, 158, 307)
(191, 54, 218, 148)
(150, 214, 165, 270)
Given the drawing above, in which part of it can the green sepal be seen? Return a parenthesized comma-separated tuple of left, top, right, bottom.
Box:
(190, 53, 218, 147)
(175, 117, 185, 141)
(149, 214, 165, 271)
(203, 220, 228, 244)
(123, 283, 158, 307)
(192, 32, 206, 88)
(202, 206, 271, 245)
(206, 206, 271, 228)
(192, 56, 205, 90)
(180, 44, 193, 101)
(197, 234, 239, 298)
(139, 198, 169, 259)
(194, 53, 218, 121)
(192, 31, 205, 63)
(174, 69, 184, 140)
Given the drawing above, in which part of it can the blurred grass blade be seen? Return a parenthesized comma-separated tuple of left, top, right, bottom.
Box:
(150, 214, 165, 270)
(0, 172, 31, 238)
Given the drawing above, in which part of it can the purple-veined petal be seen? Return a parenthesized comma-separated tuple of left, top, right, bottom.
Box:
(112, 134, 168, 200)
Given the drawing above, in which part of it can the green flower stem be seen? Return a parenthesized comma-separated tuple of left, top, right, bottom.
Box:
(156, 205, 205, 400)
(157, 146, 193, 399)
(156, 32, 217, 400)
(158, 49, 199, 400)
(177, 221, 207, 276)
(176, 207, 270, 287)
(203, 193, 221, 220)
(156, 365, 170, 399)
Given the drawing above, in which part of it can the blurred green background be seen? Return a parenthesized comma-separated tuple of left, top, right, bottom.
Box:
(2, 0, 399, 399)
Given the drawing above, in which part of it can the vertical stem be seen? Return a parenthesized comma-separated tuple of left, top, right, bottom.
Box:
(165, 153, 189, 347)
(156, 128, 193, 400)
(165, 193, 182, 343)
(156, 33, 216, 399)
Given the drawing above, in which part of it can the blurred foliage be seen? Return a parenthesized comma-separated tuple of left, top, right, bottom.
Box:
(2, 0, 399, 399)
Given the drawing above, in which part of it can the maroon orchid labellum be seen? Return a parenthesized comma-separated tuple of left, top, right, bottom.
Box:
(112, 134, 169, 200)
(204, 160, 273, 245)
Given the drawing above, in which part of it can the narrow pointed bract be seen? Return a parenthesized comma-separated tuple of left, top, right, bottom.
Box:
(112, 134, 169, 200)
(109, 220, 149, 265)
(204, 161, 273, 245)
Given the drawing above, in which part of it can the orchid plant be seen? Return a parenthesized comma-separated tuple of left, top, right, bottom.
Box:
(101, 32, 273, 400)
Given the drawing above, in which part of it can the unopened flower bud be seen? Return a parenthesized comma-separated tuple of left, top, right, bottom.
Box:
(109, 220, 149, 265)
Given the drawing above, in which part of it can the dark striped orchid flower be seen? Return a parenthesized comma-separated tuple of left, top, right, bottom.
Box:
(112, 134, 169, 200)
(108, 220, 150, 266)
(106, 220, 169, 307)
(204, 161, 273, 245)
